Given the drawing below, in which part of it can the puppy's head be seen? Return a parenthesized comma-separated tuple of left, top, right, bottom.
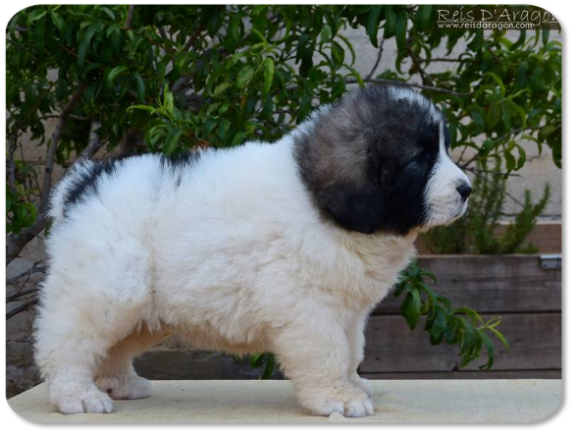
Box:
(293, 86, 471, 236)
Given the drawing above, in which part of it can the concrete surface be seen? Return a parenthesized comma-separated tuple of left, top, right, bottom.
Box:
(8, 379, 562, 423)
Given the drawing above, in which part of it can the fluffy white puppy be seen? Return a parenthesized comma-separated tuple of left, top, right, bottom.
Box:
(34, 86, 471, 417)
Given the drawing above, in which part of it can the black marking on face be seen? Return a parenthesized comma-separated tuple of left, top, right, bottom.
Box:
(293, 85, 446, 236)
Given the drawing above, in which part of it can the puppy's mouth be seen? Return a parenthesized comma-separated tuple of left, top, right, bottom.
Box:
(456, 200, 469, 218)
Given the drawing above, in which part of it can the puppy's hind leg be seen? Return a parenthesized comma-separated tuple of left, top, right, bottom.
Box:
(95, 326, 170, 400)
(34, 236, 153, 414)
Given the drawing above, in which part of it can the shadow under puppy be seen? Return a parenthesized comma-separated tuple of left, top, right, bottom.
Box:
(35, 86, 471, 417)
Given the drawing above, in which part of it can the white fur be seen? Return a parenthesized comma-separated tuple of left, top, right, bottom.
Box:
(423, 122, 471, 228)
(35, 127, 462, 416)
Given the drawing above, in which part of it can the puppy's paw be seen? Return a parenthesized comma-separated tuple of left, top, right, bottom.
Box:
(52, 385, 114, 414)
(96, 375, 152, 400)
(299, 385, 375, 418)
(350, 373, 374, 398)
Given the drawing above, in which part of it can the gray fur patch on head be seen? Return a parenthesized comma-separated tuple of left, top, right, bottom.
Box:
(293, 96, 372, 193)
(387, 86, 441, 124)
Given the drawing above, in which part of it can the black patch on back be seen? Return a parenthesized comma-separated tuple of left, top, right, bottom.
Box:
(63, 159, 121, 215)
(161, 151, 201, 187)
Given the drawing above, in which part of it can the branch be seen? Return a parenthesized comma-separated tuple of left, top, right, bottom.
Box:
(182, 25, 204, 52)
(462, 167, 521, 177)
(418, 57, 463, 63)
(6, 261, 42, 304)
(124, 5, 135, 29)
(6, 263, 47, 287)
(366, 38, 385, 80)
(7, 287, 38, 303)
(6, 297, 38, 320)
(7, 137, 17, 192)
(38, 83, 87, 215)
(158, 25, 169, 40)
(460, 128, 536, 168)
(346, 78, 471, 97)
(470, 169, 525, 208)
(108, 128, 145, 159)
(406, 38, 428, 84)
(6, 83, 88, 266)
(80, 119, 103, 160)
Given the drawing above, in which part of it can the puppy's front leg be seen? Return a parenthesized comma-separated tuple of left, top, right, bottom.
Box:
(346, 315, 374, 398)
(271, 313, 374, 417)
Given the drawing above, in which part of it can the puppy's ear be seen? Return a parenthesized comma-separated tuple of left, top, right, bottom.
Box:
(317, 182, 386, 234)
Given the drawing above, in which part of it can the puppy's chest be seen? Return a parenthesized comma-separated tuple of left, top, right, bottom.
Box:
(337, 236, 416, 305)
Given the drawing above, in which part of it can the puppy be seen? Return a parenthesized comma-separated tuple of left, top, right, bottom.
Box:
(34, 86, 471, 417)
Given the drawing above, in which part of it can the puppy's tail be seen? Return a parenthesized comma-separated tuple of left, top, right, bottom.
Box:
(47, 159, 96, 224)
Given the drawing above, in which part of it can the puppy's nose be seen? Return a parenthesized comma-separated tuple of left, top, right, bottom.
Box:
(457, 183, 472, 201)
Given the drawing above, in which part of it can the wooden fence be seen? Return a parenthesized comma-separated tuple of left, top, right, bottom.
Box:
(360, 254, 562, 380)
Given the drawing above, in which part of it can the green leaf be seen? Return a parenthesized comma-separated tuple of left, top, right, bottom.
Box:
(515, 144, 527, 170)
(488, 326, 510, 352)
(395, 12, 408, 55)
(106, 65, 128, 88)
(367, 6, 382, 48)
(467, 30, 484, 51)
(400, 288, 421, 331)
(430, 307, 448, 345)
(344, 65, 364, 88)
(250, 353, 264, 368)
(218, 119, 231, 142)
(471, 111, 485, 134)
(263, 57, 275, 97)
(383, 6, 397, 39)
(78, 23, 99, 66)
(236, 65, 255, 88)
(205, 118, 219, 134)
(134, 73, 145, 103)
(213, 82, 233, 97)
(331, 41, 345, 67)
(128, 104, 156, 114)
(416, 5, 433, 32)
(510, 29, 526, 50)
(163, 128, 182, 156)
(26, 8, 47, 26)
(542, 29, 550, 46)
(319, 24, 332, 44)
(162, 84, 174, 112)
(260, 353, 276, 380)
(101, 7, 116, 21)
(504, 148, 516, 172)
(487, 103, 501, 130)
(477, 330, 495, 370)
(50, 11, 65, 32)
(231, 131, 246, 146)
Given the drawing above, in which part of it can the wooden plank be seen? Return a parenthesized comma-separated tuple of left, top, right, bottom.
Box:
(134, 350, 284, 381)
(494, 221, 562, 254)
(374, 254, 561, 314)
(415, 221, 562, 254)
(361, 313, 561, 373)
(361, 370, 561, 380)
